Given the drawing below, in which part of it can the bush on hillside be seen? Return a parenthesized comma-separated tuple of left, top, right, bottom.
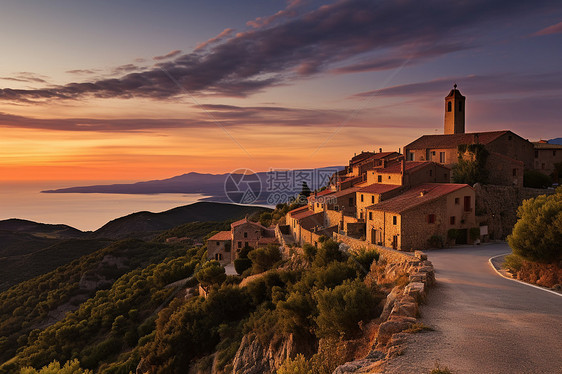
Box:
(233, 258, 252, 275)
(247, 244, 282, 274)
(196, 261, 226, 292)
(507, 188, 562, 263)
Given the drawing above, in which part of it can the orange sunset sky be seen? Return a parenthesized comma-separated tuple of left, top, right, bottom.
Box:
(1, 0, 561, 183)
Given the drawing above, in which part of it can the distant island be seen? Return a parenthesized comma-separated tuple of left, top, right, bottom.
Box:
(42, 167, 344, 204)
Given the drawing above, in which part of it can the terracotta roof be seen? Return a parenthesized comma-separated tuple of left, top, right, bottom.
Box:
(357, 184, 402, 194)
(350, 151, 399, 165)
(292, 209, 319, 220)
(533, 142, 562, 150)
(231, 218, 266, 229)
(404, 131, 510, 150)
(288, 205, 308, 217)
(350, 151, 375, 164)
(331, 187, 360, 197)
(308, 189, 335, 202)
(208, 231, 232, 241)
(258, 237, 279, 244)
(366, 183, 471, 213)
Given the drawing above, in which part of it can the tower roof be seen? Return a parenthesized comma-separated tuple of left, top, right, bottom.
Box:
(445, 83, 465, 99)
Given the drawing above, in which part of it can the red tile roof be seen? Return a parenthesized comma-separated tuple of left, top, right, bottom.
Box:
(231, 218, 266, 229)
(350, 151, 399, 165)
(308, 189, 335, 202)
(258, 237, 279, 244)
(405, 131, 510, 150)
(366, 183, 471, 213)
(292, 209, 320, 220)
(357, 184, 402, 194)
(208, 231, 232, 241)
(331, 187, 360, 197)
(288, 205, 309, 217)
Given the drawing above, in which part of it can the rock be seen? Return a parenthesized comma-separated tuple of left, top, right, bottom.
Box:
(414, 251, 427, 260)
(408, 272, 427, 283)
(404, 282, 425, 301)
(380, 286, 401, 321)
(390, 300, 418, 318)
(332, 350, 385, 374)
(377, 319, 413, 346)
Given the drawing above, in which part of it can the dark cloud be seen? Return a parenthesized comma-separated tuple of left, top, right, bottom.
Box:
(0, 0, 557, 102)
(0, 72, 49, 84)
(153, 49, 182, 61)
(533, 21, 562, 36)
(111, 64, 143, 75)
(66, 69, 100, 75)
(195, 29, 235, 51)
(353, 72, 562, 98)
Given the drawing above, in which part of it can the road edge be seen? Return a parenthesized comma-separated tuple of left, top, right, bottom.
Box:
(488, 253, 562, 297)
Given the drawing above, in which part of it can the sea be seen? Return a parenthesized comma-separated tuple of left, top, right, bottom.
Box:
(0, 181, 207, 231)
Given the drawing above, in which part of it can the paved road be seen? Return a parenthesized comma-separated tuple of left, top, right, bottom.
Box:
(383, 243, 562, 374)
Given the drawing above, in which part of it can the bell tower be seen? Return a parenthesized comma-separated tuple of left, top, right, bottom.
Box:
(444, 83, 465, 134)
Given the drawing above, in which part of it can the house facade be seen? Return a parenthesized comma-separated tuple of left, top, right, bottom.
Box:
(365, 184, 476, 251)
(533, 141, 562, 177)
(207, 218, 278, 265)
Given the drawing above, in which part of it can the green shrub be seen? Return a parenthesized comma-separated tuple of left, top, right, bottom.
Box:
(248, 244, 282, 274)
(277, 354, 311, 374)
(234, 258, 252, 275)
(20, 359, 92, 374)
(503, 254, 524, 272)
(507, 188, 562, 262)
(196, 261, 226, 292)
(352, 249, 379, 273)
(302, 244, 317, 261)
(523, 170, 552, 189)
(447, 229, 458, 240)
(313, 240, 344, 267)
(469, 227, 480, 241)
(314, 280, 379, 339)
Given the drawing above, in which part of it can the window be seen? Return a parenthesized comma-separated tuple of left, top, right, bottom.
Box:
(432, 151, 436, 156)
(455, 197, 460, 205)
(238, 241, 242, 248)
(349, 197, 354, 206)
(464, 196, 471, 212)
(361, 194, 364, 202)
(447, 101, 452, 112)
(429, 169, 433, 177)
(371, 196, 375, 204)
(244, 241, 249, 248)
(216, 241, 220, 246)
(244, 232, 248, 238)
(316, 203, 319, 208)
(360, 212, 363, 219)
(440, 152, 445, 163)
(388, 176, 391, 179)
(428, 214, 435, 224)
(535, 150, 539, 158)
(408, 152, 414, 161)
(215, 253, 222, 261)
(377, 175, 382, 183)
(393, 216, 397, 225)
(369, 212, 373, 220)
(450, 216, 455, 225)
(512, 169, 517, 176)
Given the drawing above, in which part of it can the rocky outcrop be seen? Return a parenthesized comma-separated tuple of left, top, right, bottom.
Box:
(231, 333, 314, 374)
(333, 251, 435, 374)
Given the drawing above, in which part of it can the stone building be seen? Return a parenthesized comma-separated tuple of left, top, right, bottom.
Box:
(533, 141, 562, 177)
(403, 85, 534, 181)
(365, 183, 476, 251)
(356, 184, 402, 220)
(365, 160, 450, 187)
(207, 217, 277, 265)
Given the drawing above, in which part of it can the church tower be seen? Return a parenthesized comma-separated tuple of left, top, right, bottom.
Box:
(444, 84, 465, 134)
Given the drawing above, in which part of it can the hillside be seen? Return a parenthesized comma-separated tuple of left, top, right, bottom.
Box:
(92, 202, 270, 239)
(0, 219, 86, 239)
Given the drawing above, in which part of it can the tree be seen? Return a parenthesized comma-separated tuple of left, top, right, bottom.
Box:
(20, 359, 92, 374)
(196, 261, 226, 293)
(277, 354, 312, 374)
(452, 144, 489, 185)
(248, 244, 282, 273)
(507, 188, 562, 263)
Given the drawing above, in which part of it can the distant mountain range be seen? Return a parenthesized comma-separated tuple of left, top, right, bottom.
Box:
(42, 167, 344, 204)
(548, 138, 562, 145)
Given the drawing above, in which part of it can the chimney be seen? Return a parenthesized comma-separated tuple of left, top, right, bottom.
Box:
(398, 147, 401, 154)
(379, 147, 383, 153)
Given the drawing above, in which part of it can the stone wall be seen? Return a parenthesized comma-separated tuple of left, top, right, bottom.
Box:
(333, 232, 414, 264)
(474, 184, 555, 239)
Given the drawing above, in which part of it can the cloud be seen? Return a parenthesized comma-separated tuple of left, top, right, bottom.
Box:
(353, 72, 562, 98)
(153, 49, 182, 61)
(533, 21, 562, 36)
(195, 28, 235, 51)
(66, 69, 100, 75)
(246, 0, 306, 29)
(111, 64, 143, 75)
(0, 0, 557, 103)
(0, 72, 49, 84)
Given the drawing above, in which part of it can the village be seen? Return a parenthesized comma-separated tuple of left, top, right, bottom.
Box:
(207, 85, 562, 263)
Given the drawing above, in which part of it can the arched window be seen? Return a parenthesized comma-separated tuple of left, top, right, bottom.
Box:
(447, 101, 452, 112)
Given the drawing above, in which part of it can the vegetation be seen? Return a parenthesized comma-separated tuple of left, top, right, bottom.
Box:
(523, 170, 553, 188)
(503, 254, 524, 272)
(429, 361, 453, 374)
(507, 187, 562, 263)
(155, 221, 232, 242)
(452, 144, 489, 185)
(20, 359, 91, 374)
(427, 235, 444, 249)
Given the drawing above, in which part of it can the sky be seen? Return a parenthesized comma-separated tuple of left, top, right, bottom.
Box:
(0, 0, 561, 182)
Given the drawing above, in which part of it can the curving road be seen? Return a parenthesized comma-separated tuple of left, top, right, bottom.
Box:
(383, 243, 562, 374)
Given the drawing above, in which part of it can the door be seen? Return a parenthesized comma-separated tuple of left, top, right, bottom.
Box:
(392, 235, 398, 249)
